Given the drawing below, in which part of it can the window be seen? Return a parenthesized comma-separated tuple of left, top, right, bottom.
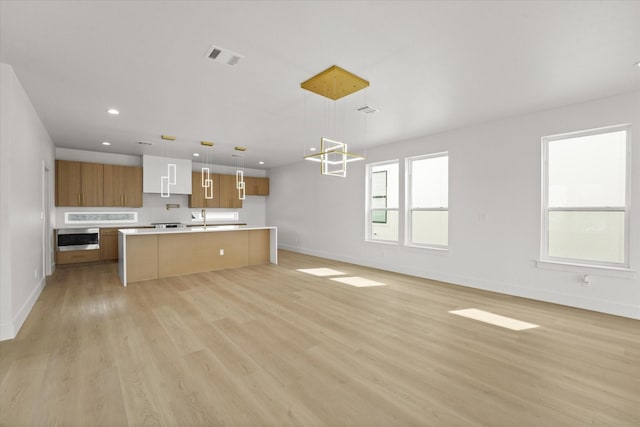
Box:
(542, 125, 630, 268)
(366, 160, 399, 242)
(406, 152, 448, 248)
(191, 211, 239, 222)
(371, 171, 388, 224)
(65, 212, 138, 224)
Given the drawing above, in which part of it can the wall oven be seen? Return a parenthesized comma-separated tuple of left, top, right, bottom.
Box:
(56, 228, 100, 251)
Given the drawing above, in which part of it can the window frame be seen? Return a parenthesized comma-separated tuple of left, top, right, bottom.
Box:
(365, 159, 399, 244)
(540, 124, 631, 269)
(405, 151, 449, 250)
(371, 170, 388, 224)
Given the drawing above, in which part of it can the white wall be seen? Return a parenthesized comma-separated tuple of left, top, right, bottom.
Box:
(0, 63, 56, 340)
(54, 148, 267, 227)
(267, 91, 640, 319)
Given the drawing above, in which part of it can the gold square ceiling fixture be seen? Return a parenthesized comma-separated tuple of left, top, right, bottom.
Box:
(300, 65, 369, 100)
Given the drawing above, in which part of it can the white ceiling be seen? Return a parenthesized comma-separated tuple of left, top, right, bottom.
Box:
(1, 1, 639, 169)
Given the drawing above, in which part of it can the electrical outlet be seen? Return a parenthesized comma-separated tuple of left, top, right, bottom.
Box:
(582, 274, 591, 287)
(219, 249, 224, 256)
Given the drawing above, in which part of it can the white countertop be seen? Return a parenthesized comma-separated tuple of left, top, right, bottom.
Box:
(119, 225, 276, 235)
(55, 222, 246, 230)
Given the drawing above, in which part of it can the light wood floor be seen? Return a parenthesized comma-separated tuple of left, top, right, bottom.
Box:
(1, 250, 638, 426)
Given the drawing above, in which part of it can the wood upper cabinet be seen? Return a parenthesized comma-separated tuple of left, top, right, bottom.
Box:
(244, 177, 270, 196)
(104, 164, 143, 207)
(123, 166, 143, 207)
(56, 160, 104, 206)
(189, 171, 220, 208)
(219, 174, 243, 208)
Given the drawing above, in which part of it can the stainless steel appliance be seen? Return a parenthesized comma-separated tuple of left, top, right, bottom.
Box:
(151, 222, 187, 229)
(56, 228, 100, 251)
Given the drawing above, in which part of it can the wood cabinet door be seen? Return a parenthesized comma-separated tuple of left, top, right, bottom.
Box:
(244, 177, 269, 196)
(244, 176, 258, 196)
(100, 230, 119, 261)
(56, 160, 82, 206)
(81, 162, 104, 206)
(123, 166, 143, 207)
(256, 177, 269, 195)
(219, 174, 243, 208)
(103, 165, 142, 207)
(205, 173, 221, 208)
(189, 171, 205, 208)
(191, 172, 223, 208)
(103, 164, 124, 206)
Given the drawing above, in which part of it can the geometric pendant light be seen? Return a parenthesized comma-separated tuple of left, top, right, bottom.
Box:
(300, 65, 368, 177)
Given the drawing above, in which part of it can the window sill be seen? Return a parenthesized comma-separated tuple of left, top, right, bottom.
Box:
(536, 259, 635, 279)
(405, 244, 449, 256)
(365, 239, 400, 246)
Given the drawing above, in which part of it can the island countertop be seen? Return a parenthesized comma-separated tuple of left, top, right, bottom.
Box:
(118, 226, 277, 286)
(119, 225, 275, 235)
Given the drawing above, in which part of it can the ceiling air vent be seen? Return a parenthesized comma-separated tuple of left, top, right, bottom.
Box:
(356, 105, 379, 114)
(206, 45, 243, 67)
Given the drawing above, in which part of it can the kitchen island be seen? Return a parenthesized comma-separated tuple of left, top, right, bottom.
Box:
(118, 226, 277, 286)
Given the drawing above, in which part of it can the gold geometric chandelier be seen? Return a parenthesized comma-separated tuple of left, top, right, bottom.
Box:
(301, 65, 368, 177)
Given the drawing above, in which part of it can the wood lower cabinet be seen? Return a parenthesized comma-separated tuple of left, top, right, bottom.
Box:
(157, 231, 250, 277)
(244, 177, 270, 196)
(56, 160, 104, 206)
(125, 235, 159, 282)
(122, 228, 273, 284)
(249, 229, 270, 264)
(103, 165, 142, 207)
(189, 171, 220, 208)
(100, 228, 119, 261)
(56, 249, 101, 265)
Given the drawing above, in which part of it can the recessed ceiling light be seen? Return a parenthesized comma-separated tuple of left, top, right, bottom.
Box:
(310, 147, 317, 151)
(193, 153, 200, 157)
(102, 141, 111, 146)
(258, 161, 265, 165)
(634, 61, 640, 69)
(106, 108, 119, 115)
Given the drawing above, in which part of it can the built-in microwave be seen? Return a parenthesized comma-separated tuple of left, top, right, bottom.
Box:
(56, 228, 100, 251)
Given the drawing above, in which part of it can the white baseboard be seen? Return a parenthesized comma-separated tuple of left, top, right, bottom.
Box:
(278, 244, 640, 320)
(0, 277, 46, 341)
(0, 321, 15, 342)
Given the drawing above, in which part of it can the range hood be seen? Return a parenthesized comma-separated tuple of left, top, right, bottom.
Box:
(143, 155, 192, 195)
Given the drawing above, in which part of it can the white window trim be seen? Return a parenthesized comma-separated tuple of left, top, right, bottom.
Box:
(536, 259, 635, 279)
(540, 123, 631, 270)
(365, 159, 399, 244)
(64, 211, 138, 224)
(191, 210, 239, 222)
(405, 152, 449, 250)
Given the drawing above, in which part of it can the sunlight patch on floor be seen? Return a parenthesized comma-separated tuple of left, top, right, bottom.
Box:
(449, 308, 539, 331)
(331, 277, 387, 287)
(297, 268, 346, 277)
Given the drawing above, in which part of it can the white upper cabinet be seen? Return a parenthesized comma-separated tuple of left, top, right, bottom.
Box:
(142, 155, 192, 195)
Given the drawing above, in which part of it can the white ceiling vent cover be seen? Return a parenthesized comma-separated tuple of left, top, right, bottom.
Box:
(356, 105, 379, 114)
(206, 45, 243, 67)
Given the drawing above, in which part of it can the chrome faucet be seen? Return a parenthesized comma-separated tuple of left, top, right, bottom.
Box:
(202, 208, 207, 229)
